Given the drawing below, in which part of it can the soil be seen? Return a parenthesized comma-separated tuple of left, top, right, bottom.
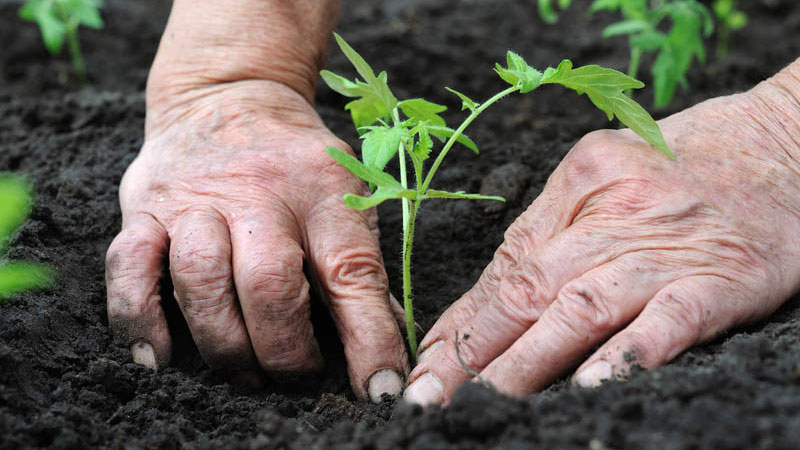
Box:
(2, 0, 800, 448)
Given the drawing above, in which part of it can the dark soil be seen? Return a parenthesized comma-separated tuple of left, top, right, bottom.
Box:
(2, 0, 800, 448)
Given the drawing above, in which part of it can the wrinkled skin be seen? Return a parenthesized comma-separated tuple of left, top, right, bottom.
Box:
(404, 75, 800, 405)
(105, 81, 409, 400)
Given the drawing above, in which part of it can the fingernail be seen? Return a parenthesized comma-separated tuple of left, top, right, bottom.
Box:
(131, 341, 157, 370)
(403, 373, 443, 406)
(367, 369, 404, 403)
(416, 340, 443, 365)
(573, 360, 613, 388)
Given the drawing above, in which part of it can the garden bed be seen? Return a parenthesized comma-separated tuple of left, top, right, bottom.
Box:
(1, 0, 800, 448)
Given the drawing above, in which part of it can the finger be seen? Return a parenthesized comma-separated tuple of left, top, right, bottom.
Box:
(305, 203, 408, 402)
(168, 207, 257, 372)
(478, 255, 683, 397)
(230, 211, 324, 376)
(572, 275, 760, 388)
(417, 179, 576, 354)
(405, 224, 614, 405)
(106, 214, 171, 369)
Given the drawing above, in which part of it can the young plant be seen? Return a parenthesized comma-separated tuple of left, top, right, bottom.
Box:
(19, 0, 104, 84)
(712, 0, 747, 59)
(538, 0, 573, 24)
(590, 0, 714, 109)
(321, 33, 671, 360)
(0, 174, 54, 301)
(537, 0, 714, 109)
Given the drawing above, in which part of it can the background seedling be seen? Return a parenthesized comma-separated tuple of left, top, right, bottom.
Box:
(322, 33, 670, 360)
(713, 0, 747, 59)
(19, 0, 104, 84)
(0, 174, 54, 301)
(537, 0, 715, 109)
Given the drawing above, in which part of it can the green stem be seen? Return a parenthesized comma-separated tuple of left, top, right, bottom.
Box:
(403, 200, 420, 360)
(625, 46, 642, 98)
(66, 22, 87, 84)
(716, 25, 730, 60)
(421, 85, 518, 193)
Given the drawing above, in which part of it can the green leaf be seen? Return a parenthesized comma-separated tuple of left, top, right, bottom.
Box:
(494, 51, 543, 93)
(542, 60, 672, 158)
(320, 70, 363, 97)
(537, 0, 572, 24)
(397, 98, 447, 127)
(20, 0, 67, 54)
(423, 190, 505, 202)
(413, 125, 433, 161)
(589, 0, 621, 14)
(427, 125, 479, 154)
(63, 0, 104, 29)
(649, 2, 710, 108)
(631, 30, 667, 51)
(0, 262, 55, 301)
(330, 33, 397, 126)
(602, 20, 651, 38)
(343, 186, 417, 210)
(360, 124, 408, 172)
(445, 87, 478, 111)
(0, 175, 33, 248)
(326, 146, 403, 189)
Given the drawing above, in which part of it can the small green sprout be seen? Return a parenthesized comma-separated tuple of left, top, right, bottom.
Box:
(0, 174, 54, 302)
(322, 33, 670, 360)
(538, 0, 573, 24)
(713, 0, 747, 59)
(19, 0, 104, 84)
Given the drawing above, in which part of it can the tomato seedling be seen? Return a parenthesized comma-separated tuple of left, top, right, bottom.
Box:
(537, 0, 715, 109)
(19, 0, 104, 84)
(713, 0, 747, 59)
(321, 33, 671, 360)
(0, 175, 54, 301)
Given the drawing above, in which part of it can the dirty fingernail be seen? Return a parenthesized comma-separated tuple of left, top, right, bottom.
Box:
(131, 341, 157, 370)
(403, 373, 443, 406)
(573, 360, 612, 388)
(416, 340, 443, 365)
(367, 369, 404, 403)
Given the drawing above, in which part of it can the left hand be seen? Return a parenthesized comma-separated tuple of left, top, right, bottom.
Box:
(403, 68, 800, 405)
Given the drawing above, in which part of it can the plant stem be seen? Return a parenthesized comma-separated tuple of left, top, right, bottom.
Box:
(403, 200, 420, 360)
(626, 45, 642, 97)
(66, 21, 87, 84)
(421, 85, 518, 193)
(716, 25, 730, 60)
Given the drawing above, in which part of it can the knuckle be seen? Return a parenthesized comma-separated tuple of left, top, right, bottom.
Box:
(240, 251, 305, 299)
(494, 263, 550, 323)
(551, 280, 615, 337)
(105, 227, 164, 279)
(321, 247, 387, 294)
(649, 288, 705, 342)
(622, 330, 661, 368)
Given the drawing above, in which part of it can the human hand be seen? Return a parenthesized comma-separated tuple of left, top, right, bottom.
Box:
(404, 62, 800, 405)
(105, 79, 408, 402)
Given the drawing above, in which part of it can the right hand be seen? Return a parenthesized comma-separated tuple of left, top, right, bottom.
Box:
(105, 79, 409, 402)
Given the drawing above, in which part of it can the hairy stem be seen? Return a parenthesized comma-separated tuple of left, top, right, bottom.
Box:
(421, 85, 518, 192)
(403, 200, 420, 360)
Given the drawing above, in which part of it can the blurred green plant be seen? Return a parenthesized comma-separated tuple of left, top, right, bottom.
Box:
(537, 0, 718, 109)
(713, 0, 747, 59)
(19, 0, 104, 84)
(0, 174, 54, 302)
